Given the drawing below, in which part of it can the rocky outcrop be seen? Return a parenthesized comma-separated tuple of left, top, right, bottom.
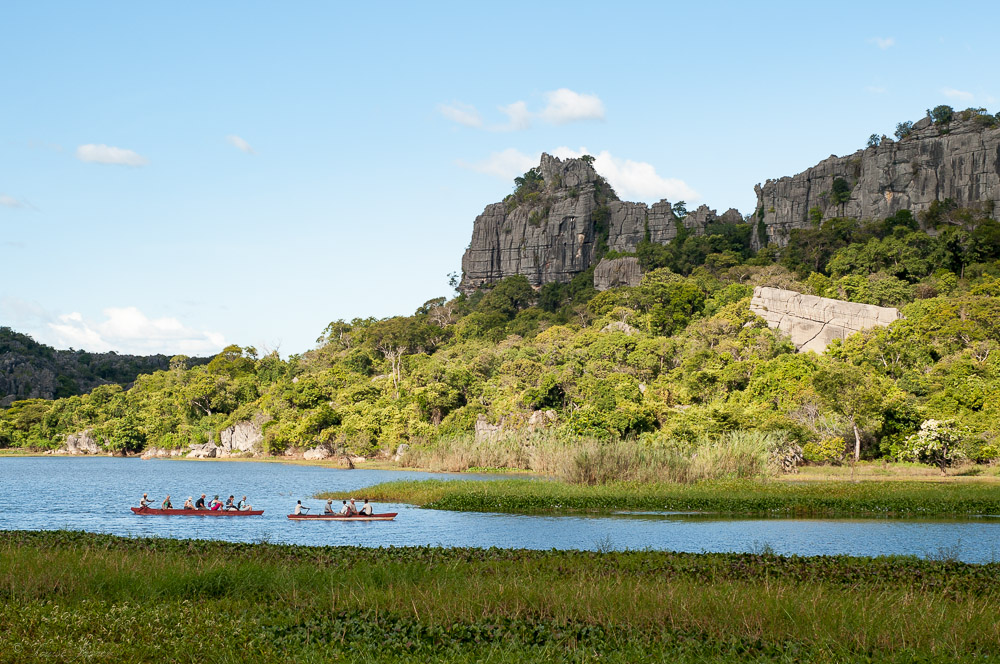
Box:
(140, 447, 183, 459)
(755, 115, 1000, 246)
(62, 431, 100, 454)
(594, 257, 642, 290)
(460, 154, 738, 291)
(187, 442, 218, 459)
(303, 447, 331, 460)
(750, 287, 901, 354)
(218, 416, 266, 455)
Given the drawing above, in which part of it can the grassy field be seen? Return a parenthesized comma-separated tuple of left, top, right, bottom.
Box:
(3, 530, 1000, 663)
(319, 478, 1000, 517)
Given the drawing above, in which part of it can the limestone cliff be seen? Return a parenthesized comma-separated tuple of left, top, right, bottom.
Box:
(755, 114, 1000, 246)
(459, 154, 740, 291)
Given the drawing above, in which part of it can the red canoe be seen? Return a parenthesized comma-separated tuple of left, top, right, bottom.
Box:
(287, 512, 397, 521)
(131, 506, 264, 516)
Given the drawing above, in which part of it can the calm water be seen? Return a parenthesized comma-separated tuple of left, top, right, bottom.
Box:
(2, 457, 999, 562)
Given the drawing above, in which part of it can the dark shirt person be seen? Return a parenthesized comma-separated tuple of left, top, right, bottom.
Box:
(225, 495, 236, 510)
(195, 494, 207, 510)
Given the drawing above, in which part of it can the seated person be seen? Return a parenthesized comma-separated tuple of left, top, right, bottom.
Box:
(360, 499, 373, 516)
(346, 499, 358, 516)
(210, 495, 222, 510)
(338, 501, 350, 515)
(324, 499, 335, 514)
(195, 494, 207, 510)
(161, 494, 173, 509)
(183, 496, 195, 510)
(225, 495, 236, 510)
(294, 500, 310, 515)
(237, 496, 251, 511)
(139, 493, 151, 509)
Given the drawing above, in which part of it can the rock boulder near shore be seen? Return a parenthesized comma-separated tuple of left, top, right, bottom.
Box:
(750, 286, 901, 354)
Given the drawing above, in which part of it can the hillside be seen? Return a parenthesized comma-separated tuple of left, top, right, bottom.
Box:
(3, 107, 1000, 471)
(0, 327, 208, 407)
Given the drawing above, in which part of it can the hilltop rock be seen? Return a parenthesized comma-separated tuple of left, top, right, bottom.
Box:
(460, 154, 736, 291)
(63, 431, 100, 454)
(755, 114, 1000, 246)
(594, 257, 642, 290)
(218, 415, 266, 455)
(750, 286, 901, 354)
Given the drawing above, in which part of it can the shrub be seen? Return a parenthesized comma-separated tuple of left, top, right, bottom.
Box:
(894, 419, 964, 474)
(803, 436, 847, 464)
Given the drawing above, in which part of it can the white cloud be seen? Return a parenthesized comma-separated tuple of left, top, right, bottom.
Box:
(457, 148, 538, 180)
(870, 37, 895, 49)
(941, 87, 974, 101)
(438, 103, 483, 128)
(75, 144, 149, 167)
(440, 88, 606, 131)
(1, 195, 24, 208)
(866, 86, 887, 94)
(539, 88, 605, 124)
(552, 147, 698, 202)
(46, 306, 226, 355)
(226, 134, 256, 154)
(497, 101, 533, 131)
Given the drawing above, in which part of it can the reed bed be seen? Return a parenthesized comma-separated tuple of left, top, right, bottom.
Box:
(320, 478, 1000, 517)
(399, 430, 784, 484)
(2, 531, 999, 663)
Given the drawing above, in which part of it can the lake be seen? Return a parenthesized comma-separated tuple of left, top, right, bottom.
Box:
(2, 456, 998, 562)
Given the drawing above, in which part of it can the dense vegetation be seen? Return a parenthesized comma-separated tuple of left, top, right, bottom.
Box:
(0, 326, 209, 406)
(322, 478, 1000, 516)
(2, 169, 999, 472)
(4, 530, 1000, 662)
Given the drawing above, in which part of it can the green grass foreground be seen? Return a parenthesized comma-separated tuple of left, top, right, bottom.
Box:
(320, 478, 1000, 517)
(3, 531, 1000, 663)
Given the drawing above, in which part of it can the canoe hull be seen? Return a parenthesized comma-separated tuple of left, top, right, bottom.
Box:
(287, 513, 397, 521)
(131, 507, 263, 516)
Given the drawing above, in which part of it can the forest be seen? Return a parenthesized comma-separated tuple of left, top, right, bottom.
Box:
(2, 195, 999, 474)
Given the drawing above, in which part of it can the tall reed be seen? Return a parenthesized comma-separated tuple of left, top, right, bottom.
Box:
(398, 430, 782, 484)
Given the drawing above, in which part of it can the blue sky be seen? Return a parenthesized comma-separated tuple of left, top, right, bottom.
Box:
(2, 1, 997, 357)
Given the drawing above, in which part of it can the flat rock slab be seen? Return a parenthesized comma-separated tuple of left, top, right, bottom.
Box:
(750, 286, 901, 353)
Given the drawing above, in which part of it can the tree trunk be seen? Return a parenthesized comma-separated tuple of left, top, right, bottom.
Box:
(852, 420, 861, 462)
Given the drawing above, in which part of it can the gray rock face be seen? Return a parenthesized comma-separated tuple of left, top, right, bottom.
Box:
(303, 447, 331, 460)
(460, 154, 733, 291)
(187, 442, 218, 459)
(750, 286, 901, 353)
(218, 416, 265, 455)
(755, 116, 1000, 246)
(63, 431, 100, 454)
(594, 257, 643, 290)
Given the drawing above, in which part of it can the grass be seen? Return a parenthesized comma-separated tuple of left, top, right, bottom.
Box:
(319, 478, 1000, 517)
(397, 430, 790, 484)
(3, 530, 1000, 662)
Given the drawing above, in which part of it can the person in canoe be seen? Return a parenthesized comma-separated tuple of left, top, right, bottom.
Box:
(324, 499, 335, 514)
(360, 499, 373, 516)
(183, 496, 195, 510)
(225, 495, 236, 510)
(347, 499, 359, 516)
(195, 494, 207, 510)
(338, 500, 350, 515)
(140, 493, 151, 509)
(294, 500, 310, 515)
(237, 496, 252, 511)
(162, 494, 173, 509)
(210, 495, 222, 510)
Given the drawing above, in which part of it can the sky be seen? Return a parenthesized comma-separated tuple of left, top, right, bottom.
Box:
(2, 1, 998, 357)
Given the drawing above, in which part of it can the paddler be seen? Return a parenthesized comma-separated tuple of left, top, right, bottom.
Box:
(139, 493, 151, 509)
(294, 500, 310, 515)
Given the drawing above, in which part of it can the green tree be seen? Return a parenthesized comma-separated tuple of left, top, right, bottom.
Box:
(895, 419, 964, 474)
(813, 364, 887, 462)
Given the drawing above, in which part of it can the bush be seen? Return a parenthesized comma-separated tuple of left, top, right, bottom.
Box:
(803, 436, 847, 464)
(894, 420, 964, 474)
